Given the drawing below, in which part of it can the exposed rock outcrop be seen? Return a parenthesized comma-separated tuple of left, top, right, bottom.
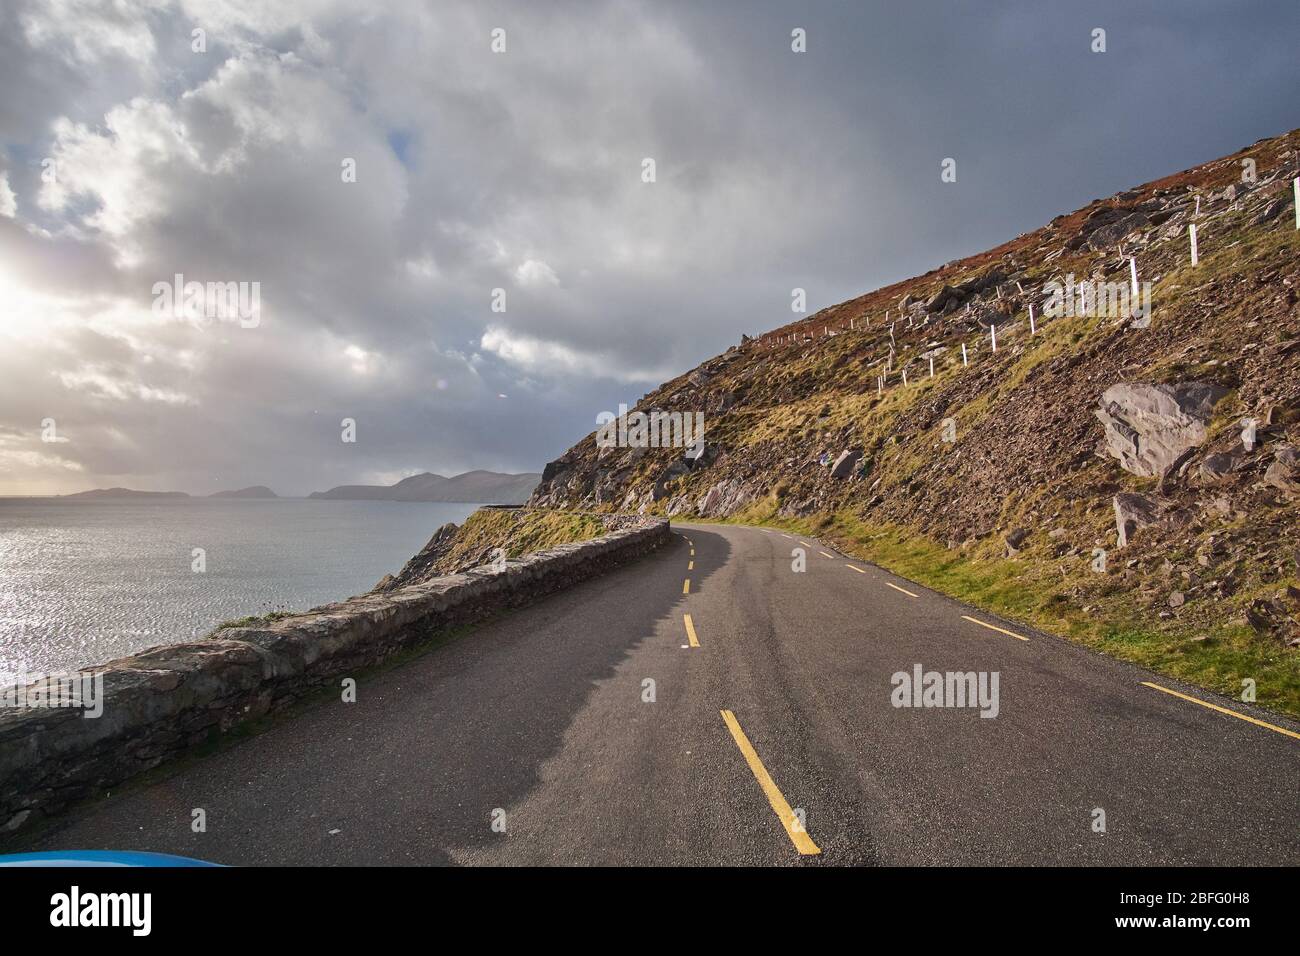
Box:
(1265, 445, 1300, 494)
(1114, 493, 1161, 548)
(696, 479, 751, 517)
(1095, 383, 1229, 478)
(1198, 452, 1237, 483)
(830, 449, 862, 479)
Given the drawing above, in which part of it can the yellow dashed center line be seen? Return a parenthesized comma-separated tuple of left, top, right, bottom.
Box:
(719, 710, 821, 856)
(688, 560, 695, 571)
(885, 581, 919, 598)
(846, 564, 867, 574)
(682, 578, 690, 594)
(961, 614, 1028, 642)
(683, 614, 700, 648)
(819, 551, 835, 559)
(1142, 681, 1300, 741)
(690, 548, 695, 556)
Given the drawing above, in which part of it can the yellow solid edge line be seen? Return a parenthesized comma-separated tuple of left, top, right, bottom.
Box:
(960, 614, 1028, 642)
(682, 578, 690, 594)
(885, 581, 919, 599)
(684, 614, 700, 648)
(819, 551, 835, 559)
(846, 564, 867, 574)
(719, 710, 821, 856)
(1141, 681, 1300, 742)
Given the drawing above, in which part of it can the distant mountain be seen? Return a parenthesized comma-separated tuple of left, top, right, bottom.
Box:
(62, 488, 190, 499)
(309, 470, 540, 504)
(209, 486, 278, 499)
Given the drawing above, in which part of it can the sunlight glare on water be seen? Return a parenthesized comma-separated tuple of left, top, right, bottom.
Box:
(0, 498, 478, 683)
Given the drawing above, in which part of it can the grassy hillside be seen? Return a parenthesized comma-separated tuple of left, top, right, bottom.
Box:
(379, 508, 638, 588)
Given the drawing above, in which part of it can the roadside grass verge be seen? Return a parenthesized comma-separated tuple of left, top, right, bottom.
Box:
(404, 507, 611, 578)
(459, 508, 610, 560)
(711, 499, 1300, 719)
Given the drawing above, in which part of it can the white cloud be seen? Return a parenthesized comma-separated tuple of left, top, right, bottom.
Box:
(514, 258, 560, 288)
(21, 0, 162, 68)
(0, 430, 83, 477)
(405, 256, 438, 278)
(39, 98, 201, 245)
(55, 366, 197, 405)
(479, 325, 672, 385)
(343, 343, 375, 374)
(0, 448, 85, 474)
(0, 173, 15, 217)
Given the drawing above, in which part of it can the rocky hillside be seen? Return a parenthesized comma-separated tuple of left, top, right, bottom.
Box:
(530, 127, 1300, 713)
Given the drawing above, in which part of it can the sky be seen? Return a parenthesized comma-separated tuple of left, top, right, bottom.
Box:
(0, 0, 1297, 496)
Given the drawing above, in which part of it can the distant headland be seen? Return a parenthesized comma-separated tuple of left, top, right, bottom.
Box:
(53, 470, 540, 505)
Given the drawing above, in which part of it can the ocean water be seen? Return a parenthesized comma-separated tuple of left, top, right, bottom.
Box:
(0, 499, 480, 683)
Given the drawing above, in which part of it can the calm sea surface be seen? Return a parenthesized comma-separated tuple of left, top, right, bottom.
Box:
(0, 499, 479, 683)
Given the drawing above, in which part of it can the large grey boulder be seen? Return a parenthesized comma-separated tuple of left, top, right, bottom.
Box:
(1264, 445, 1300, 494)
(924, 285, 957, 312)
(1223, 181, 1252, 202)
(1084, 211, 1150, 250)
(1253, 199, 1288, 225)
(830, 449, 862, 479)
(695, 479, 751, 517)
(1114, 492, 1160, 547)
(651, 461, 690, 500)
(1198, 452, 1236, 483)
(1096, 383, 1229, 477)
(540, 458, 569, 483)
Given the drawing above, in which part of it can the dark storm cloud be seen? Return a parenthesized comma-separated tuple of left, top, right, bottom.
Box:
(0, 0, 1296, 495)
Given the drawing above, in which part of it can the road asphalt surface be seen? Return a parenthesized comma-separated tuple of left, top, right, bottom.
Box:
(12, 523, 1300, 865)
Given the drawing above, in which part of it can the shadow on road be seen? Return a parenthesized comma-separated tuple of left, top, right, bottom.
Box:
(19, 527, 730, 865)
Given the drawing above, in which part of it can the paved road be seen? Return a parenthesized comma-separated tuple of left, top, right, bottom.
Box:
(14, 524, 1300, 865)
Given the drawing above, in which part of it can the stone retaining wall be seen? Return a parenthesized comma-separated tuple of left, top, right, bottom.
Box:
(0, 518, 671, 835)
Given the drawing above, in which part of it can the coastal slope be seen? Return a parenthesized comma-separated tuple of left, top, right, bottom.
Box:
(529, 128, 1300, 713)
